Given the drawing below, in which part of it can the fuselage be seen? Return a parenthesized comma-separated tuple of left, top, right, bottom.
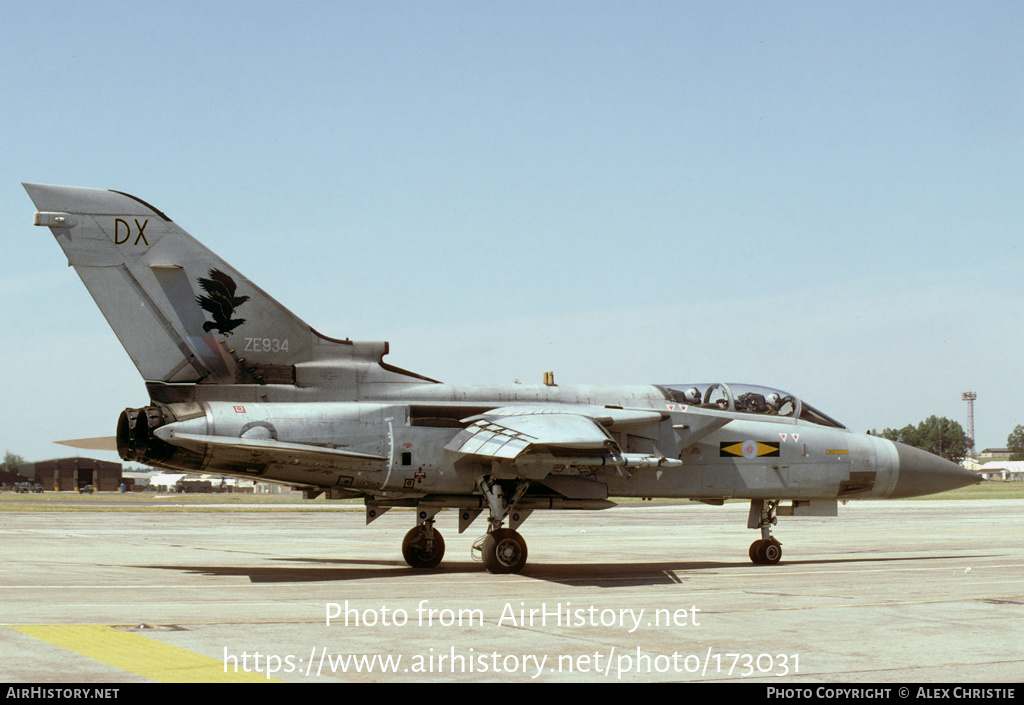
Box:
(137, 380, 976, 504)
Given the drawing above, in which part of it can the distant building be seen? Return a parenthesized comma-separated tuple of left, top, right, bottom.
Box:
(17, 457, 123, 492)
(961, 457, 984, 471)
(0, 468, 31, 487)
(140, 472, 269, 493)
(977, 461, 1024, 482)
(979, 448, 1012, 462)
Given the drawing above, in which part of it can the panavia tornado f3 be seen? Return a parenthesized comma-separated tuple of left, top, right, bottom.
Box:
(24, 183, 981, 573)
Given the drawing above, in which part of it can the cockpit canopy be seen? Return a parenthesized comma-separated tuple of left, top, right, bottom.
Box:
(655, 383, 846, 429)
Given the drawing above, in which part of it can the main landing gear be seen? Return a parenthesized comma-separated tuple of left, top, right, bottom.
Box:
(398, 477, 533, 574)
(401, 510, 445, 569)
(475, 528, 528, 574)
(401, 519, 529, 574)
(748, 499, 782, 565)
(474, 476, 531, 574)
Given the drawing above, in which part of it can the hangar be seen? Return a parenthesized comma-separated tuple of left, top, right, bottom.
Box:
(16, 457, 123, 492)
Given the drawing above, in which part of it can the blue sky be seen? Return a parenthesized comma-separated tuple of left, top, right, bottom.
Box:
(2, 1, 1022, 463)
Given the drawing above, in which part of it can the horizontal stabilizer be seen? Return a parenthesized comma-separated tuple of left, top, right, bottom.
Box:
(55, 437, 119, 451)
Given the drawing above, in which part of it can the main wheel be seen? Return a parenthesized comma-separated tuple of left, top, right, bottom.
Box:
(481, 528, 528, 574)
(402, 525, 445, 569)
(761, 539, 782, 564)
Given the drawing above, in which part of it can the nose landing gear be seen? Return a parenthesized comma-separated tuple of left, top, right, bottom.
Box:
(748, 499, 782, 565)
(749, 537, 782, 565)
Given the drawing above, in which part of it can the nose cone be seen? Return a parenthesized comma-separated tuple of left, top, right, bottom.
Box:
(890, 442, 982, 498)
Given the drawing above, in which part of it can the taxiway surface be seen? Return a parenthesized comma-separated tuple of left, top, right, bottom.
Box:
(1, 500, 1021, 683)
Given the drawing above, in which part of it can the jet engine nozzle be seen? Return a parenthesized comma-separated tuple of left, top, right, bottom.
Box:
(116, 406, 174, 464)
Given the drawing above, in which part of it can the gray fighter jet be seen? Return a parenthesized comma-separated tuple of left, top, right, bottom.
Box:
(24, 183, 981, 573)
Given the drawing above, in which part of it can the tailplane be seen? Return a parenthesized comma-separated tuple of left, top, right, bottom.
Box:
(25, 183, 434, 395)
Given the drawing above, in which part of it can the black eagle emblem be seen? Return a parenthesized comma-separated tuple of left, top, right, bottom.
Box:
(195, 269, 250, 335)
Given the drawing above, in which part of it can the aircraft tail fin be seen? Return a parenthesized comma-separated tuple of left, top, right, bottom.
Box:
(25, 183, 433, 394)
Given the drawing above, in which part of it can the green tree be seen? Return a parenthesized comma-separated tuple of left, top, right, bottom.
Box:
(1008, 425, 1024, 461)
(872, 416, 972, 463)
(1, 451, 26, 473)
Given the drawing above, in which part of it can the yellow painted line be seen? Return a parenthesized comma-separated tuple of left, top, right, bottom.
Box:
(8, 625, 279, 683)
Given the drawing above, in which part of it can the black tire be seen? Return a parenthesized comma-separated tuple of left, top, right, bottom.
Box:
(481, 528, 528, 574)
(749, 538, 782, 565)
(402, 525, 445, 569)
(761, 539, 782, 565)
(749, 539, 765, 564)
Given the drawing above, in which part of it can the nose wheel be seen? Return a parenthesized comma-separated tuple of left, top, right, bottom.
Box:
(749, 538, 782, 565)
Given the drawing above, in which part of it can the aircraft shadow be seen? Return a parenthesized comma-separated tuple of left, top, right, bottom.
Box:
(132, 552, 996, 588)
(527, 553, 999, 587)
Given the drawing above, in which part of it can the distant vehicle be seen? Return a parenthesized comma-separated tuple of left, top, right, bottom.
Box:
(78, 485, 95, 494)
(175, 479, 214, 493)
(14, 482, 44, 493)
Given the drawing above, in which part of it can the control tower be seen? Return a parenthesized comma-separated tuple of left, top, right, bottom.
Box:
(962, 391, 977, 454)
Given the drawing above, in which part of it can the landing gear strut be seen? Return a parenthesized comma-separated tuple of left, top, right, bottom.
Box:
(474, 476, 531, 574)
(748, 499, 782, 565)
